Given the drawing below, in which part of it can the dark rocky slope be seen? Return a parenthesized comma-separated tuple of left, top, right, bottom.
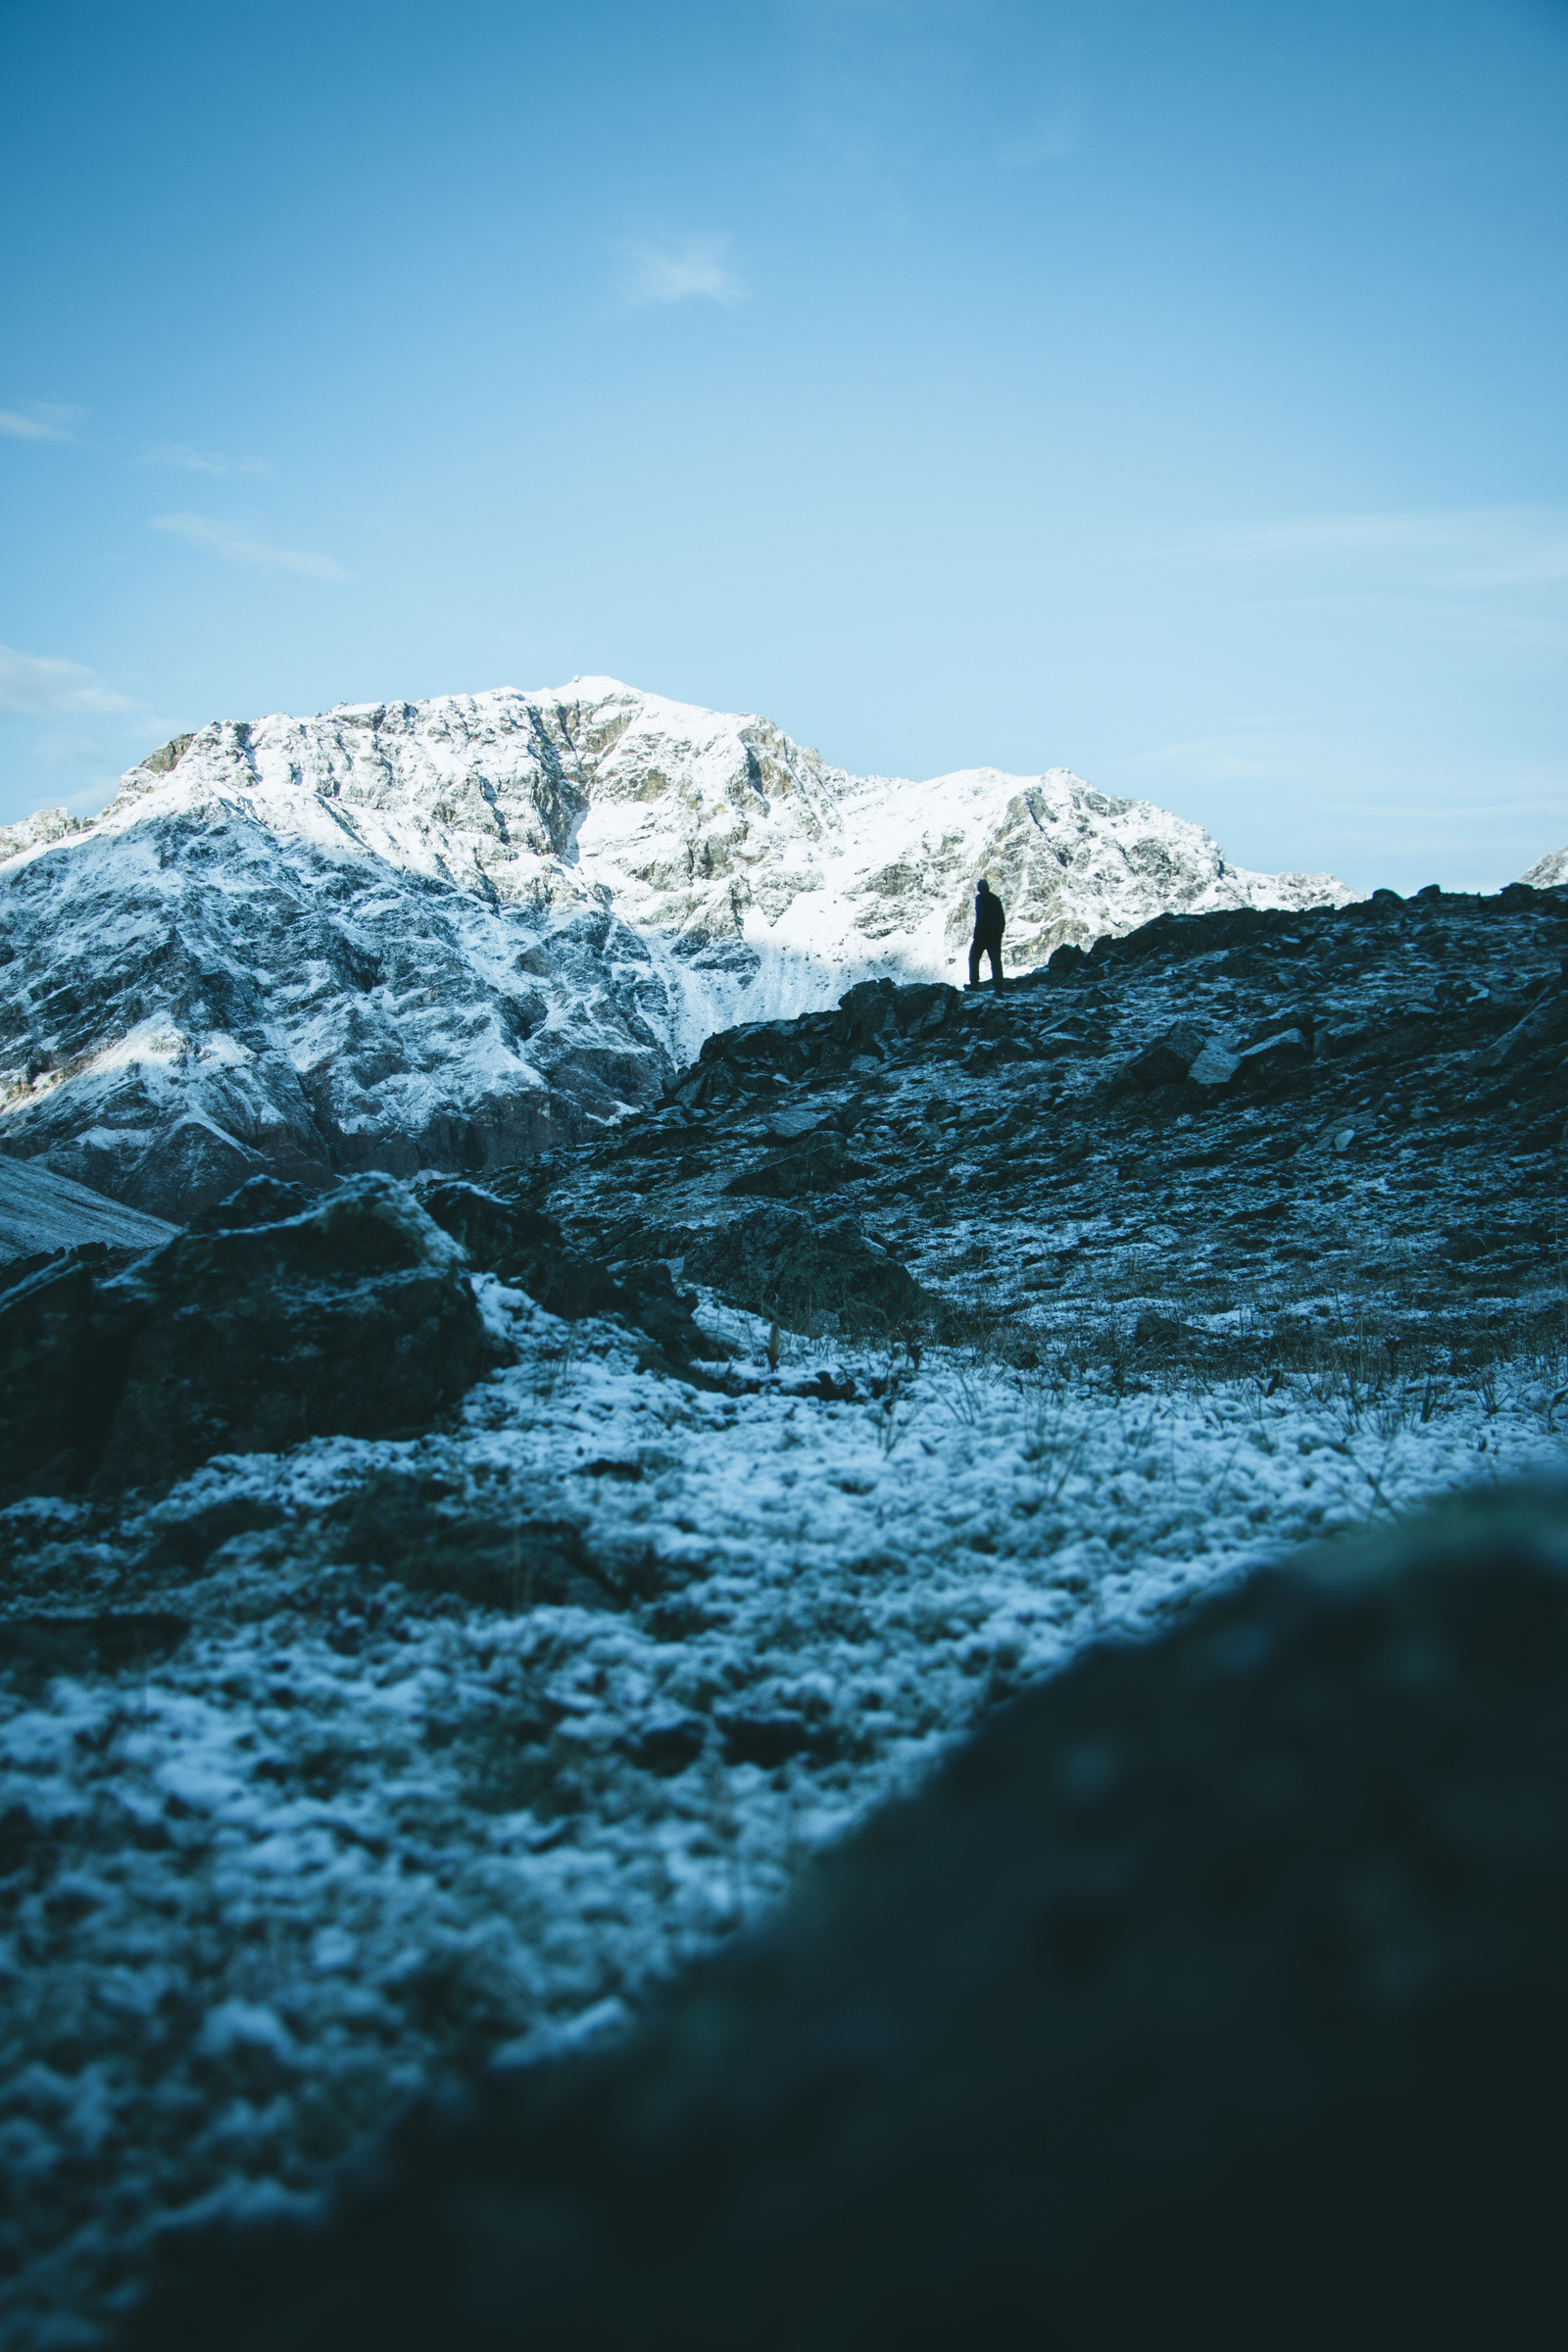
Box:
(519, 881, 1568, 1375)
(2, 880, 1565, 2349)
(125, 1485, 1568, 2352)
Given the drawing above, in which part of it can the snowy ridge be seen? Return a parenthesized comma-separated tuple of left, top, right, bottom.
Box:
(1520, 842, 1568, 890)
(0, 680, 1350, 1220)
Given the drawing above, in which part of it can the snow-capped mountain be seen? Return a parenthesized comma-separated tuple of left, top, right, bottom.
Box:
(0, 679, 1350, 1221)
(1520, 844, 1568, 890)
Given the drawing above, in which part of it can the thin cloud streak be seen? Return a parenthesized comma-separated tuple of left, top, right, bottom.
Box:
(0, 404, 75, 442)
(1149, 507, 1568, 591)
(141, 443, 268, 477)
(152, 513, 350, 581)
(621, 235, 747, 309)
(0, 645, 138, 718)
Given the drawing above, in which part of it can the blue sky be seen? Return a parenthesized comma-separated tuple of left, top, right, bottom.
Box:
(1, 0, 1564, 892)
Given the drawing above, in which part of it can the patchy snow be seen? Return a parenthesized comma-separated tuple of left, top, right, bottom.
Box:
(1, 1284, 1561, 2347)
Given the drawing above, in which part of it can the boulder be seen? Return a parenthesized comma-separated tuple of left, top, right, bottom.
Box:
(681, 1204, 927, 1335)
(97, 1174, 501, 1490)
(1472, 986, 1568, 1071)
(1, 1174, 498, 1498)
(124, 1485, 1568, 2352)
(1187, 1026, 1312, 1093)
(1109, 1021, 1209, 1095)
(722, 1131, 868, 1200)
(411, 1175, 722, 1370)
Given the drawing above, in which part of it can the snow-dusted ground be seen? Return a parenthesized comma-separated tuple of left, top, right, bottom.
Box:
(2, 1280, 1564, 2347)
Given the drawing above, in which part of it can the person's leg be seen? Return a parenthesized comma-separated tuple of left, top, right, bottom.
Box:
(988, 944, 1004, 991)
(968, 942, 981, 988)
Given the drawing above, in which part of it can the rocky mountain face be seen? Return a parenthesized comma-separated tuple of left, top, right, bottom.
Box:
(0, 680, 1348, 1224)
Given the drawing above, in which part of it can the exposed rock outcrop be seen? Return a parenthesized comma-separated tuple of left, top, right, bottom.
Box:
(0, 1175, 498, 1499)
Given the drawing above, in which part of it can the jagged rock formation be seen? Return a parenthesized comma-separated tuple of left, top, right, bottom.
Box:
(123, 1485, 1568, 2352)
(0, 680, 1348, 1223)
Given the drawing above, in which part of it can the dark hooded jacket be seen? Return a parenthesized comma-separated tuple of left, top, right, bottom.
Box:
(973, 884, 1005, 948)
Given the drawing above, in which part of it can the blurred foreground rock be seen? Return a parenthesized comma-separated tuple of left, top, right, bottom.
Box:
(124, 1486, 1568, 2351)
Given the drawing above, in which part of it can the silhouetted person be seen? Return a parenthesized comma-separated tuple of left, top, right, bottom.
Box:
(968, 877, 1004, 990)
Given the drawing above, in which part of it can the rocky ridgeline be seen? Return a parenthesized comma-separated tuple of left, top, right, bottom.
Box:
(0, 680, 1347, 1225)
(514, 878, 1568, 1374)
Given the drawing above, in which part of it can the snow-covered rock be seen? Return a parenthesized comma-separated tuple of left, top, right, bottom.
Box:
(1520, 843, 1568, 889)
(0, 680, 1350, 1221)
(0, 1153, 175, 1266)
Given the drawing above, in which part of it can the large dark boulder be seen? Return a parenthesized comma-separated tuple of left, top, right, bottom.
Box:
(682, 1203, 928, 1335)
(0, 1249, 113, 1500)
(410, 1175, 723, 1370)
(126, 1487, 1568, 2351)
(1107, 1019, 1209, 1095)
(670, 978, 959, 1108)
(98, 1175, 498, 1488)
(721, 1130, 869, 1199)
(1, 1174, 499, 1497)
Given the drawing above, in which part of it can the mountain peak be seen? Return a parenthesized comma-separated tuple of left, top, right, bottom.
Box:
(1, 682, 1352, 1221)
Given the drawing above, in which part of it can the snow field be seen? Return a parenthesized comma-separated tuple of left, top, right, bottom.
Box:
(1, 1287, 1564, 2346)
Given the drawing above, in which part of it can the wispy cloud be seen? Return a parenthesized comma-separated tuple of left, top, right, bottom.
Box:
(142, 442, 268, 477)
(1150, 507, 1568, 591)
(0, 402, 77, 443)
(1122, 726, 1300, 786)
(621, 234, 748, 310)
(0, 644, 138, 718)
(152, 512, 350, 581)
